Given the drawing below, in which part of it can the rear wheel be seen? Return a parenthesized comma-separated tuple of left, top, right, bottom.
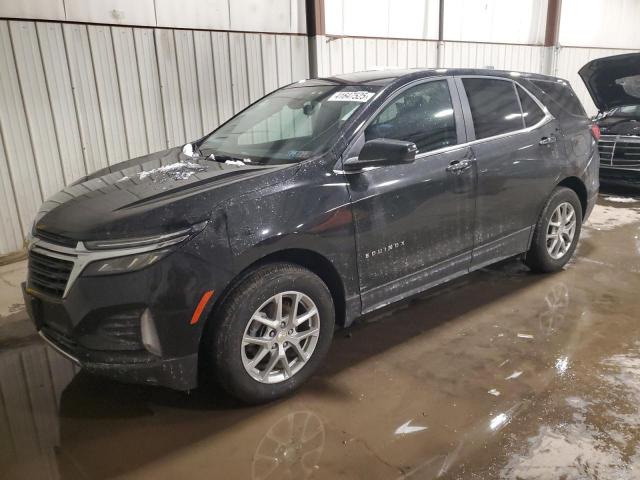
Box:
(525, 187, 582, 273)
(205, 262, 335, 404)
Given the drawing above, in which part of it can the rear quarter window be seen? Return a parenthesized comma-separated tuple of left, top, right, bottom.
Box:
(530, 79, 587, 118)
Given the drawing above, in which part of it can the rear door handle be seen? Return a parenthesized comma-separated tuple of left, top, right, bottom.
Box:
(446, 158, 474, 174)
(539, 135, 557, 145)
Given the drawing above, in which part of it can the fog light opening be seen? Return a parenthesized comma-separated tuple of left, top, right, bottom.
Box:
(141, 309, 162, 356)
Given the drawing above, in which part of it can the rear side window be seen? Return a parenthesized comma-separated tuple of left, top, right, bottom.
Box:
(531, 79, 587, 117)
(365, 80, 457, 153)
(462, 78, 523, 139)
(517, 86, 545, 127)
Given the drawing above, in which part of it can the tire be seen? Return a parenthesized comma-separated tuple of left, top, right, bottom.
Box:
(525, 187, 582, 273)
(204, 262, 335, 404)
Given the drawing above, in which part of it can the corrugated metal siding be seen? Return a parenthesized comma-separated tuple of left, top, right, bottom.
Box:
(314, 37, 637, 117)
(315, 36, 439, 76)
(555, 46, 639, 115)
(442, 42, 547, 73)
(0, 0, 307, 34)
(314, 36, 546, 77)
(0, 21, 43, 250)
(0, 20, 309, 255)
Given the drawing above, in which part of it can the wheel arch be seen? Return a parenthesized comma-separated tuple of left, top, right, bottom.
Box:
(557, 176, 588, 218)
(206, 248, 348, 332)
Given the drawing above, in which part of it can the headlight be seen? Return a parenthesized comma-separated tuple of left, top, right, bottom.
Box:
(81, 221, 207, 276)
(84, 221, 207, 250)
(83, 251, 169, 276)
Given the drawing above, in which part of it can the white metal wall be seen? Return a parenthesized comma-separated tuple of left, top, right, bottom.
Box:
(324, 0, 440, 39)
(0, 20, 309, 255)
(315, 35, 439, 76)
(560, 0, 640, 49)
(443, 0, 548, 44)
(0, 0, 307, 34)
(324, 0, 548, 45)
(315, 36, 547, 77)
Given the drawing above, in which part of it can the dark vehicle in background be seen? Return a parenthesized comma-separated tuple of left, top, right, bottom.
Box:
(580, 53, 640, 186)
(22, 68, 598, 403)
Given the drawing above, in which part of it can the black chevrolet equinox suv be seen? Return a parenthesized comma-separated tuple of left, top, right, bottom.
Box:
(23, 68, 599, 403)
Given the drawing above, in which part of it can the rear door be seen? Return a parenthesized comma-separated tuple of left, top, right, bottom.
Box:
(343, 78, 476, 312)
(456, 76, 561, 268)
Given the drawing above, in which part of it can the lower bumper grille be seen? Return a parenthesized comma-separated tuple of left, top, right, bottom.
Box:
(79, 309, 145, 351)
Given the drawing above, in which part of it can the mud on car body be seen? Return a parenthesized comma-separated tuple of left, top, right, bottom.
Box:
(23, 68, 599, 403)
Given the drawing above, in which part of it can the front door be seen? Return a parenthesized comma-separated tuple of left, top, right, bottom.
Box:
(343, 78, 477, 312)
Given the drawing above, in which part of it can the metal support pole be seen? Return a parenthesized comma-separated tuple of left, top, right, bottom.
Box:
(305, 0, 325, 78)
(436, 0, 445, 68)
(543, 0, 562, 76)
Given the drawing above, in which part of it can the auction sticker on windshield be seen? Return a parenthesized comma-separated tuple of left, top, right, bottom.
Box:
(328, 91, 375, 102)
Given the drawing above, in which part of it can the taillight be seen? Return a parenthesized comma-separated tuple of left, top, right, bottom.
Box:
(590, 124, 601, 141)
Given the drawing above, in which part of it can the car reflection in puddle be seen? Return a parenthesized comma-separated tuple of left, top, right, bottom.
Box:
(252, 411, 325, 480)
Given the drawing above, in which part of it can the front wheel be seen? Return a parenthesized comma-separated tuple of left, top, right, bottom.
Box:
(525, 187, 582, 273)
(204, 262, 335, 404)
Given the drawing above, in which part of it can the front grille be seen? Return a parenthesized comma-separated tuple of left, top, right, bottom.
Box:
(598, 138, 615, 163)
(598, 135, 640, 168)
(28, 250, 74, 298)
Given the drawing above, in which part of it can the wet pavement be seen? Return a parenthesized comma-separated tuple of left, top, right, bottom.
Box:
(1, 189, 640, 480)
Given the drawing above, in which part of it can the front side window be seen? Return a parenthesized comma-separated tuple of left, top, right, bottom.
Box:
(365, 80, 457, 153)
(199, 84, 380, 165)
(462, 78, 523, 139)
(517, 86, 546, 127)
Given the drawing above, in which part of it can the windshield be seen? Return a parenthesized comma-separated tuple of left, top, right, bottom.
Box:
(199, 84, 380, 165)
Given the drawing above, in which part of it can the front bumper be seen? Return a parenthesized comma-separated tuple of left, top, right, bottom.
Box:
(21, 233, 229, 391)
(23, 281, 202, 390)
(37, 326, 198, 390)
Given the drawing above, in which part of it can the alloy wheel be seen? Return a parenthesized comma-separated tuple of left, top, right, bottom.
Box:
(546, 202, 577, 260)
(241, 291, 320, 384)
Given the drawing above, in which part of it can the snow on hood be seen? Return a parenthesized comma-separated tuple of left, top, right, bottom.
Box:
(131, 160, 207, 181)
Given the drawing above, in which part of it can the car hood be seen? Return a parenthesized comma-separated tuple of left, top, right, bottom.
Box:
(579, 53, 640, 112)
(34, 146, 293, 243)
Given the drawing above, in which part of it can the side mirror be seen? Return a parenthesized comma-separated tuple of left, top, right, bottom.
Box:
(343, 139, 417, 171)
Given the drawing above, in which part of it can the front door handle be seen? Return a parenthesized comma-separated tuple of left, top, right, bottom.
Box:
(446, 159, 473, 174)
(539, 135, 557, 145)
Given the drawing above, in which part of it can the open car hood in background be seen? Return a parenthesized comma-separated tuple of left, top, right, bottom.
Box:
(579, 52, 640, 112)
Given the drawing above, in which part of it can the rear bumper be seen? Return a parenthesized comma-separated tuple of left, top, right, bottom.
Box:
(584, 190, 598, 222)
